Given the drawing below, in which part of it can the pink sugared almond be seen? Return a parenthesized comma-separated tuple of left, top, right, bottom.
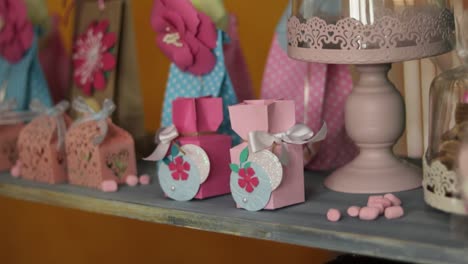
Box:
(126, 175, 139, 187)
(385, 206, 404, 219)
(101, 180, 118, 192)
(359, 207, 380, 220)
(347, 206, 361, 217)
(139, 174, 151, 185)
(327, 208, 341, 222)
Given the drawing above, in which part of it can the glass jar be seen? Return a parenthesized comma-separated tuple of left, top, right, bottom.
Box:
(424, 0, 468, 215)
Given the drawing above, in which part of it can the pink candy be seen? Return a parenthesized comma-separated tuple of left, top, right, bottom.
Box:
(329, 193, 404, 222)
(359, 207, 380, 220)
(126, 175, 139, 187)
(10, 165, 20, 178)
(101, 180, 118, 192)
(384, 193, 402, 206)
(385, 206, 404, 219)
(327, 208, 341, 222)
(347, 206, 360, 217)
(139, 174, 151, 185)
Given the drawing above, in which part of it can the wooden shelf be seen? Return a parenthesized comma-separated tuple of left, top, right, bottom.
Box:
(0, 161, 466, 264)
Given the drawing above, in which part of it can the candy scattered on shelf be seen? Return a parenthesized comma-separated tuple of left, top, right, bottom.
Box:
(385, 206, 405, 219)
(327, 208, 341, 222)
(384, 193, 402, 206)
(139, 174, 151, 185)
(347, 206, 360, 217)
(126, 175, 138, 187)
(359, 207, 380, 221)
(101, 180, 118, 193)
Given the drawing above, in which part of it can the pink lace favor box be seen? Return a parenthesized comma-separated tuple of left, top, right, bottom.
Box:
(17, 102, 71, 184)
(0, 124, 23, 171)
(174, 97, 231, 199)
(66, 98, 137, 191)
(228, 100, 305, 211)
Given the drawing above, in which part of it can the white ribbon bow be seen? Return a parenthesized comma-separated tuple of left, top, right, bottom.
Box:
(72, 97, 116, 145)
(0, 99, 38, 125)
(30, 100, 70, 151)
(248, 123, 328, 165)
(144, 125, 180, 161)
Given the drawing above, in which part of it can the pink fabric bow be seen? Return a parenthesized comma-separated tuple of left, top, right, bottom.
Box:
(151, 0, 217, 76)
(0, 0, 34, 63)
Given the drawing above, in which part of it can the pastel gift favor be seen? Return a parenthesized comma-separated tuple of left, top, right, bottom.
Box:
(66, 98, 137, 192)
(228, 100, 326, 211)
(0, 100, 36, 171)
(146, 97, 232, 201)
(17, 101, 71, 184)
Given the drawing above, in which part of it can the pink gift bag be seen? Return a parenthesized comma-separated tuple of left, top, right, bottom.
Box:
(223, 15, 254, 102)
(261, 35, 357, 170)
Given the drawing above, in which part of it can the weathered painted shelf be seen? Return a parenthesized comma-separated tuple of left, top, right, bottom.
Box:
(0, 161, 466, 264)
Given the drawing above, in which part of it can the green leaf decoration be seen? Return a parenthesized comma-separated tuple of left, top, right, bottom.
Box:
(230, 163, 239, 173)
(171, 144, 179, 157)
(243, 162, 251, 169)
(163, 157, 171, 165)
(240, 147, 249, 164)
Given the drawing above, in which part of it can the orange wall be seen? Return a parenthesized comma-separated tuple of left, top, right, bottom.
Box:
(0, 1, 335, 263)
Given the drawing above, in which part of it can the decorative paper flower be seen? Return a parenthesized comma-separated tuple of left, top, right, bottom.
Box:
(169, 156, 191, 181)
(0, 0, 34, 63)
(238, 167, 259, 193)
(151, 0, 217, 75)
(73, 20, 116, 96)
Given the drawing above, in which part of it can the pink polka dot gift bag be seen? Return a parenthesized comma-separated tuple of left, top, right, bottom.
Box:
(261, 3, 357, 170)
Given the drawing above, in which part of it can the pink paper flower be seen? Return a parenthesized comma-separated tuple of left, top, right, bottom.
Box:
(169, 156, 191, 181)
(151, 0, 217, 75)
(73, 20, 116, 96)
(0, 0, 34, 63)
(238, 167, 259, 193)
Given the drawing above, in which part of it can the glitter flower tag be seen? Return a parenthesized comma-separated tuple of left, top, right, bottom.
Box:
(230, 147, 280, 211)
(157, 143, 210, 201)
(73, 20, 117, 96)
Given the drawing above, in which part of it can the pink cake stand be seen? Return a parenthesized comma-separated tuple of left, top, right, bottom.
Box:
(288, 0, 455, 193)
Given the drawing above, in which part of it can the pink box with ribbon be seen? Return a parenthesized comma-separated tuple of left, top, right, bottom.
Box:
(228, 100, 305, 211)
(17, 101, 71, 184)
(150, 97, 231, 201)
(66, 98, 137, 191)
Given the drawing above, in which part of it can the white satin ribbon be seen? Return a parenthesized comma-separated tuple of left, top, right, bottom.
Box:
(72, 97, 116, 145)
(144, 125, 180, 161)
(30, 100, 70, 151)
(248, 123, 327, 165)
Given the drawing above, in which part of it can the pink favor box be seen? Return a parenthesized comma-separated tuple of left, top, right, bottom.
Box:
(17, 115, 72, 184)
(229, 100, 305, 210)
(0, 124, 24, 171)
(172, 97, 232, 199)
(66, 120, 137, 190)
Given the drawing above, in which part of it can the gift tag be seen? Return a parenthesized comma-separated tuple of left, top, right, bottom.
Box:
(248, 150, 283, 191)
(158, 155, 201, 202)
(180, 144, 210, 184)
(230, 163, 272, 211)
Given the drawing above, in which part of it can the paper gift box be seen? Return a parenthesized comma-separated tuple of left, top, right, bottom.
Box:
(66, 99, 137, 191)
(228, 100, 305, 211)
(0, 124, 24, 171)
(17, 102, 71, 184)
(153, 97, 231, 201)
